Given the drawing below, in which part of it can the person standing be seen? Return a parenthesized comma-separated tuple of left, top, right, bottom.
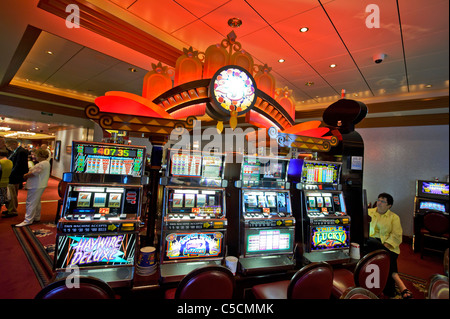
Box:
(0, 149, 13, 210)
(2, 139, 29, 218)
(15, 149, 50, 227)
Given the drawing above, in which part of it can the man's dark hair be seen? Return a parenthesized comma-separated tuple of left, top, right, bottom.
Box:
(378, 193, 394, 206)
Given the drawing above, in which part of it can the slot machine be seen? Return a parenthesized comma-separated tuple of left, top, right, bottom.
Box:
(159, 150, 228, 283)
(412, 180, 449, 252)
(235, 155, 295, 275)
(54, 141, 147, 288)
(297, 160, 351, 264)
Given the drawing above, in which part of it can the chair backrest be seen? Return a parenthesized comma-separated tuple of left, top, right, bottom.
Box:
(426, 274, 449, 299)
(175, 265, 235, 299)
(287, 262, 333, 299)
(354, 249, 390, 296)
(340, 286, 379, 299)
(57, 180, 69, 199)
(35, 276, 115, 299)
(423, 212, 449, 235)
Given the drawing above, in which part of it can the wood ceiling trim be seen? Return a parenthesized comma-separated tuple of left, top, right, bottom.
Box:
(37, 0, 182, 67)
(0, 92, 86, 118)
(1, 85, 90, 108)
(295, 95, 449, 120)
(356, 113, 449, 128)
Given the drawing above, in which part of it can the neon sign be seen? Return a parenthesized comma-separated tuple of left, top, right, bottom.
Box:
(311, 225, 349, 250)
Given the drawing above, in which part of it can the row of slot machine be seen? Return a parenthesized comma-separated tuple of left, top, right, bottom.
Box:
(52, 140, 354, 287)
(158, 149, 352, 283)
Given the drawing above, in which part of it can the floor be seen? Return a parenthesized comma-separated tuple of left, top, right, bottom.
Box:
(0, 177, 445, 299)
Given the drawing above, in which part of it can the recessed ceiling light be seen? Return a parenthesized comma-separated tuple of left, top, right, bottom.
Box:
(128, 68, 138, 72)
(329, 64, 337, 68)
(278, 59, 285, 63)
(425, 84, 432, 88)
(46, 51, 54, 55)
(299, 27, 309, 33)
(34, 67, 40, 71)
(305, 81, 314, 86)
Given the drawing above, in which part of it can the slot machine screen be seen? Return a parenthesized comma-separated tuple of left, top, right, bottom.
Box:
(418, 200, 446, 213)
(244, 228, 294, 256)
(168, 189, 223, 215)
(170, 153, 202, 176)
(301, 160, 341, 184)
(72, 141, 145, 177)
(163, 231, 225, 261)
(201, 155, 224, 178)
(310, 225, 350, 251)
(241, 156, 287, 187)
(417, 180, 449, 200)
(63, 185, 140, 217)
(54, 233, 136, 270)
(242, 191, 289, 214)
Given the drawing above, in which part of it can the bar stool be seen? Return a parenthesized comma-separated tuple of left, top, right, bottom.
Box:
(426, 274, 449, 299)
(340, 286, 379, 299)
(35, 276, 116, 299)
(164, 265, 235, 299)
(332, 249, 390, 298)
(251, 262, 333, 299)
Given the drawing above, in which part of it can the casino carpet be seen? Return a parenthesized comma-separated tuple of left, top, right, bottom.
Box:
(12, 223, 55, 288)
(0, 177, 59, 299)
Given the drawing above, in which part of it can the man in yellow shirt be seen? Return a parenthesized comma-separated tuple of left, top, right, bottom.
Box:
(367, 193, 413, 299)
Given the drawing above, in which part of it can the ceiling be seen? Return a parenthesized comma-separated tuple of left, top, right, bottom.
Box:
(0, 0, 448, 136)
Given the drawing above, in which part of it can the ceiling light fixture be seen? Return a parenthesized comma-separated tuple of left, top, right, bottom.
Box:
(228, 17, 242, 28)
(128, 68, 138, 72)
(299, 27, 309, 33)
(34, 67, 40, 71)
(278, 59, 285, 63)
(329, 64, 337, 68)
(46, 51, 54, 55)
(425, 84, 432, 88)
(0, 127, 11, 131)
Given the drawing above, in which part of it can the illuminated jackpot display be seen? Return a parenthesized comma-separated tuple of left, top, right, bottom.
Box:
(163, 232, 224, 261)
(421, 182, 449, 196)
(55, 233, 136, 268)
(310, 225, 350, 251)
(72, 142, 145, 177)
(301, 160, 341, 184)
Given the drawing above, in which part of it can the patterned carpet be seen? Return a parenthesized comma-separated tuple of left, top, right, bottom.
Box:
(12, 222, 56, 287)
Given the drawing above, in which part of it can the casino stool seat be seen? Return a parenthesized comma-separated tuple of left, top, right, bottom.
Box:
(419, 211, 449, 259)
(425, 274, 449, 299)
(164, 265, 235, 299)
(339, 287, 379, 299)
(55, 180, 68, 224)
(34, 276, 116, 299)
(331, 249, 390, 298)
(251, 262, 333, 299)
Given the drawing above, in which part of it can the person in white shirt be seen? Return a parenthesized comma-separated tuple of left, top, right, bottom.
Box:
(16, 149, 51, 227)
